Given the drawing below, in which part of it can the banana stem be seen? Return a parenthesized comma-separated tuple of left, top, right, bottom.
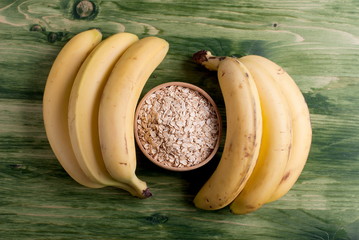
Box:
(192, 50, 226, 71)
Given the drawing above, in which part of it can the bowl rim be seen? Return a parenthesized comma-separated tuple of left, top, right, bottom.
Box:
(134, 81, 222, 171)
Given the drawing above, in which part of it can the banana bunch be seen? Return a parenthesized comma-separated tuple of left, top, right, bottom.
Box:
(192, 50, 312, 214)
(43, 29, 169, 198)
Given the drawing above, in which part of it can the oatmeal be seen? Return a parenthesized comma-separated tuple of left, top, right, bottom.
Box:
(136, 84, 220, 169)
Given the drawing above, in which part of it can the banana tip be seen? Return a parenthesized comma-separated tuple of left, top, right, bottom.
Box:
(87, 27, 102, 35)
(142, 188, 152, 198)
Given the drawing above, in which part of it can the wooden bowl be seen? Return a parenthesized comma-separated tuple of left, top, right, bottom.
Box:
(134, 82, 222, 171)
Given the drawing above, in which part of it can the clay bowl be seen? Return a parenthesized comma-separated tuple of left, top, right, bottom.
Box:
(134, 82, 222, 171)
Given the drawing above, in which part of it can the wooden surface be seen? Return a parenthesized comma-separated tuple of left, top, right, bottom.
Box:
(1, 0, 359, 239)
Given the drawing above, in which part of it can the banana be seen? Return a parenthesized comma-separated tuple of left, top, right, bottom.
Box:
(242, 55, 312, 203)
(192, 51, 262, 210)
(43, 29, 104, 188)
(230, 55, 292, 215)
(98, 37, 169, 198)
(68, 32, 142, 197)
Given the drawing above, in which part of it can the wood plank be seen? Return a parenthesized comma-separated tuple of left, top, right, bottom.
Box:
(0, 0, 358, 239)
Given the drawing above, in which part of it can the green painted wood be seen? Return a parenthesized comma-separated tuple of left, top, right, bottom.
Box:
(1, 0, 359, 239)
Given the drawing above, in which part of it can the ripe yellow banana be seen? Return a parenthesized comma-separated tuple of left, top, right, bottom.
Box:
(43, 29, 104, 188)
(68, 32, 143, 197)
(242, 55, 312, 203)
(98, 36, 169, 198)
(192, 51, 262, 210)
(230, 55, 292, 215)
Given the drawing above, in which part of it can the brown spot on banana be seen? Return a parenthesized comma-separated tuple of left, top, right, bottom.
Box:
(281, 171, 291, 183)
(277, 68, 286, 75)
(227, 143, 233, 153)
(287, 143, 292, 159)
(245, 204, 257, 210)
(124, 134, 128, 154)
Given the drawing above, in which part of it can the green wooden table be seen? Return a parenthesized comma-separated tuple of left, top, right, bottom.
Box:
(1, 0, 358, 239)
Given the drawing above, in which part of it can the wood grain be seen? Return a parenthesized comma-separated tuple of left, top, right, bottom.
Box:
(1, 0, 358, 239)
